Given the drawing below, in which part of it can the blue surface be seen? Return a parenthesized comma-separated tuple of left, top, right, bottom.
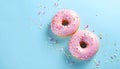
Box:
(0, 0, 120, 69)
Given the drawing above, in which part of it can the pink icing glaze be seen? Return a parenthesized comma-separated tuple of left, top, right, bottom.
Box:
(51, 9, 80, 37)
(69, 30, 99, 60)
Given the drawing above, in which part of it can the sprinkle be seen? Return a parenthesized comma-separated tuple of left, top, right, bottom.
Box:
(110, 54, 117, 60)
(48, 45, 53, 48)
(110, 60, 113, 62)
(60, 47, 66, 54)
(117, 58, 120, 61)
(42, 11, 45, 15)
(48, 24, 51, 28)
(38, 11, 46, 15)
(115, 49, 118, 51)
(39, 24, 42, 29)
(43, 6, 46, 8)
(48, 43, 54, 48)
(99, 33, 102, 39)
(113, 54, 117, 58)
(96, 14, 98, 16)
(72, 23, 76, 25)
(37, 4, 47, 9)
(48, 37, 54, 41)
(114, 42, 117, 46)
(59, 47, 76, 65)
(85, 25, 89, 29)
(105, 60, 109, 64)
(93, 59, 100, 69)
(48, 36, 58, 44)
(38, 4, 43, 8)
(110, 56, 113, 59)
(69, 61, 75, 65)
(54, 2, 58, 7)
(38, 11, 41, 15)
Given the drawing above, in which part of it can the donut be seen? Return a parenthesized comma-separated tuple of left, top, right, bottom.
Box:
(51, 9, 80, 37)
(69, 30, 99, 60)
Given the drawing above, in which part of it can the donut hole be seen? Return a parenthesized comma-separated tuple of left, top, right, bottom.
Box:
(62, 20, 69, 26)
(80, 41, 87, 48)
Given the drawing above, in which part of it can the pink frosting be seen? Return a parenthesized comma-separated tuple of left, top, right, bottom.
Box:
(51, 9, 80, 37)
(69, 30, 99, 60)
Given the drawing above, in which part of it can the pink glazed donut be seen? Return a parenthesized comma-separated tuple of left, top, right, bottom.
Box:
(51, 9, 80, 37)
(69, 30, 99, 60)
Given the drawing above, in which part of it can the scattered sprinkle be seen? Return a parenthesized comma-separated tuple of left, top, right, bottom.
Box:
(38, 11, 46, 15)
(105, 60, 109, 64)
(96, 14, 98, 16)
(114, 42, 117, 46)
(54, 2, 59, 7)
(39, 24, 42, 29)
(92, 30, 95, 32)
(42, 11, 46, 15)
(113, 54, 117, 58)
(48, 37, 58, 44)
(69, 61, 75, 65)
(38, 4, 43, 8)
(38, 11, 41, 15)
(115, 49, 118, 51)
(84, 25, 89, 29)
(93, 59, 100, 69)
(110, 56, 113, 59)
(43, 6, 46, 9)
(99, 33, 102, 39)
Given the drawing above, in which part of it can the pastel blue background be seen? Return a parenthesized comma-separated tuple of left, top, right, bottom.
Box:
(0, 0, 120, 69)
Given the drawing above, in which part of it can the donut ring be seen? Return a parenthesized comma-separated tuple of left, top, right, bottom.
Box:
(51, 9, 80, 37)
(69, 30, 99, 60)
